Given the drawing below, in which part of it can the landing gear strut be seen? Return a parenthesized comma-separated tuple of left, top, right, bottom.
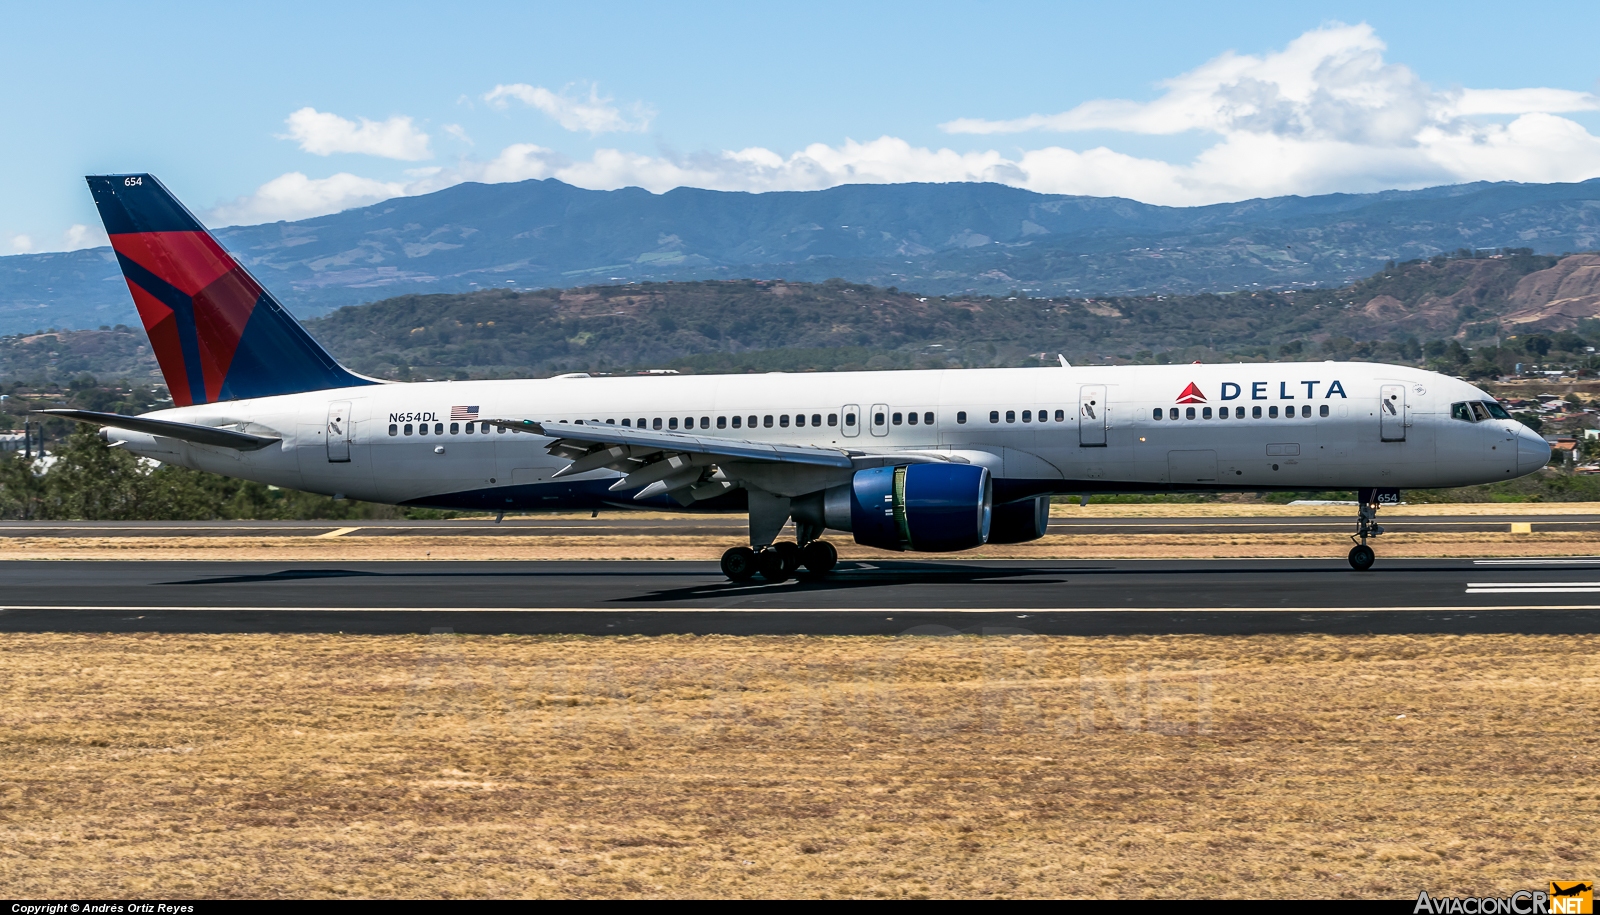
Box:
(1348, 487, 1397, 571)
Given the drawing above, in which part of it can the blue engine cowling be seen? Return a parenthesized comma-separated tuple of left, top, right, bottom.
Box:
(988, 495, 1051, 544)
(832, 463, 992, 552)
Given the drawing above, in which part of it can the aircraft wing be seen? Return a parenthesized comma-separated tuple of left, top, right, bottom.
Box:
(35, 409, 282, 452)
(484, 417, 960, 504)
(488, 418, 855, 468)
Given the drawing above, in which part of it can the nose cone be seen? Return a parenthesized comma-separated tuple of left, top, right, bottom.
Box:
(1517, 428, 1551, 473)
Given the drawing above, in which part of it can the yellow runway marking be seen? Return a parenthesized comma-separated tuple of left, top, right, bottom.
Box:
(314, 527, 361, 538)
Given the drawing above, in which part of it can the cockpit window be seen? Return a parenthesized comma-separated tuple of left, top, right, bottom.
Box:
(1451, 402, 1474, 422)
(1469, 402, 1491, 422)
(1481, 400, 1511, 419)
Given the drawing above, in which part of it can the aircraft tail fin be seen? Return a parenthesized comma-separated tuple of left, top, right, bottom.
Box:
(85, 174, 374, 406)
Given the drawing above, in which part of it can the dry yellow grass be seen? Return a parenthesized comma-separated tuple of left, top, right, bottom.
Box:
(0, 633, 1594, 898)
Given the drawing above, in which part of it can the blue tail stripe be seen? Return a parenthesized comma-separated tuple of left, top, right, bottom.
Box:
(113, 251, 208, 405)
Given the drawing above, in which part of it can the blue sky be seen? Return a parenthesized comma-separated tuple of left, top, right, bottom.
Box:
(4, 0, 1599, 253)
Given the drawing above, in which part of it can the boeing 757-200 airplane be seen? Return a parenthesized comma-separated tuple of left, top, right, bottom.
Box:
(40, 174, 1550, 577)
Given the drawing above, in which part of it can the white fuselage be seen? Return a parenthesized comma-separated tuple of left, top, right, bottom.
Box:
(107, 362, 1547, 510)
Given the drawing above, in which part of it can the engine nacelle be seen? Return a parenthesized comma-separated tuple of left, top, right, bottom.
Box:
(820, 463, 992, 552)
(988, 495, 1051, 544)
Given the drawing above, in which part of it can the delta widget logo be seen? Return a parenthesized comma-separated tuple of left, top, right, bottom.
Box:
(1176, 383, 1207, 404)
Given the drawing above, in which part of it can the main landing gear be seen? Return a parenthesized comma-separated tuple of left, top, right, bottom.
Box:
(1347, 487, 1397, 571)
(720, 539, 838, 582)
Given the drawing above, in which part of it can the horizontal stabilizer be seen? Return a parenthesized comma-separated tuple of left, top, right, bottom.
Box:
(35, 409, 281, 451)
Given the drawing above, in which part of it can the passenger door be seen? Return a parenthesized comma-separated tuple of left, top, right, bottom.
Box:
(1380, 384, 1407, 442)
(326, 401, 352, 462)
(1078, 385, 1107, 447)
(841, 403, 861, 438)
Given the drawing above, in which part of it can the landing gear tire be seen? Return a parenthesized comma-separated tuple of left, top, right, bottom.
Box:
(756, 547, 790, 582)
(772, 540, 802, 576)
(721, 546, 758, 581)
(800, 539, 838, 574)
(1348, 544, 1375, 571)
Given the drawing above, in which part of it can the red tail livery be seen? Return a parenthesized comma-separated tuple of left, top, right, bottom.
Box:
(86, 174, 373, 405)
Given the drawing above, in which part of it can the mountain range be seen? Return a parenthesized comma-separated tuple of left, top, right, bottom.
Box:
(2, 176, 1599, 335)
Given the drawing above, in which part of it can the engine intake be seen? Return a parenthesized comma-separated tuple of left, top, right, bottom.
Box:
(822, 463, 992, 552)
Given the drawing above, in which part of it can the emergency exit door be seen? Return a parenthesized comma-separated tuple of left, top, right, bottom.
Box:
(326, 401, 352, 462)
(1079, 385, 1107, 447)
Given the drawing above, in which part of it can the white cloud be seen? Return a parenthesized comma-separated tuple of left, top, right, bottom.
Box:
(207, 172, 409, 224)
(9, 234, 34, 254)
(443, 123, 473, 145)
(280, 107, 433, 160)
(177, 23, 1600, 231)
(483, 83, 653, 134)
(61, 224, 107, 251)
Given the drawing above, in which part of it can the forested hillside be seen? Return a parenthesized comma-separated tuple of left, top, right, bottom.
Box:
(5, 248, 1599, 387)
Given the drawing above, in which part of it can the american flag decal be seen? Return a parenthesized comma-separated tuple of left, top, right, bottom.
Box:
(450, 405, 480, 421)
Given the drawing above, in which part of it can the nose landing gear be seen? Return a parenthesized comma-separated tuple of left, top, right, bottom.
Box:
(1348, 487, 1398, 571)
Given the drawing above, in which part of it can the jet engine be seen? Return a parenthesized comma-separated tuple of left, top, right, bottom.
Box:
(816, 463, 992, 552)
(988, 495, 1051, 544)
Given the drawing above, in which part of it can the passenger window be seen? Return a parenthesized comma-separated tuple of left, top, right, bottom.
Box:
(467, 422, 477, 433)
(717, 416, 727, 429)
(907, 412, 917, 425)
(389, 423, 398, 436)
(483, 423, 491, 434)
(1482, 401, 1511, 419)
(1021, 410, 1032, 423)
(668, 417, 678, 430)
(1169, 407, 1178, 420)
(1469, 402, 1491, 422)
(764, 415, 774, 428)
(1299, 405, 1309, 418)
(1006, 410, 1016, 423)
(892, 412, 903, 425)
(684, 416, 693, 428)
(450, 422, 460, 434)
(828, 414, 838, 426)
(622, 418, 631, 427)
(1202, 407, 1212, 420)
(403, 423, 413, 435)
(1185, 407, 1195, 420)
(653, 417, 663, 430)
(957, 411, 967, 424)
(1268, 406, 1279, 418)
(1236, 407, 1246, 419)
(749, 415, 758, 427)
(1319, 405, 1329, 418)
(799, 414, 810, 427)
(1055, 409, 1065, 421)
(1152, 408, 1162, 420)
(990, 411, 1000, 423)
(419, 423, 429, 435)
(433, 423, 442, 435)
(874, 412, 886, 426)
(732, 415, 742, 428)
(780, 414, 790, 427)
(1252, 406, 1262, 419)
(844, 414, 855, 427)
(700, 417, 709, 429)
(924, 412, 934, 425)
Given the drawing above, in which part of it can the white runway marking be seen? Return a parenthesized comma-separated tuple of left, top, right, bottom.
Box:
(1466, 583, 1600, 593)
(3, 604, 1600, 613)
(1473, 558, 1600, 565)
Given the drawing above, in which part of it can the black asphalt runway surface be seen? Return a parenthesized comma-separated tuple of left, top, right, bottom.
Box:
(0, 513, 1593, 537)
(5, 557, 1600, 636)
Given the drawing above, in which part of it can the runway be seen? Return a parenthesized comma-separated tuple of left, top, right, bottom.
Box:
(5, 557, 1600, 635)
(0, 512, 1592, 538)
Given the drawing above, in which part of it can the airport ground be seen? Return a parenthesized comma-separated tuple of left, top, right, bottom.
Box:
(1, 505, 1597, 898)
